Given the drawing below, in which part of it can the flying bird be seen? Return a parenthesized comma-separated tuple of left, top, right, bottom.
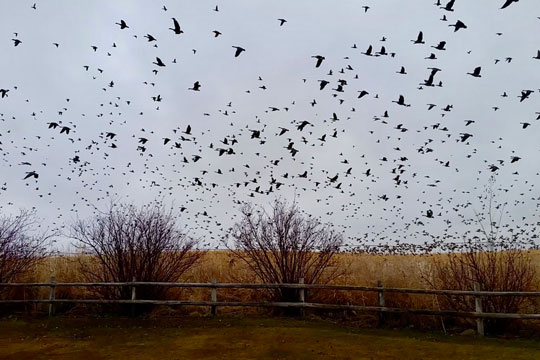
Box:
(358, 90, 369, 99)
(189, 81, 201, 91)
(312, 55, 325, 68)
(510, 156, 521, 163)
(362, 45, 373, 56)
(432, 41, 446, 50)
(412, 31, 425, 44)
(115, 20, 129, 29)
(467, 67, 482, 77)
(518, 90, 534, 102)
(441, 0, 455, 11)
(297, 121, 311, 131)
(392, 95, 411, 107)
(153, 57, 166, 67)
(501, 0, 519, 9)
(232, 46, 245, 57)
(318, 80, 330, 90)
(170, 18, 184, 34)
(23, 171, 39, 180)
(449, 20, 467, 32)
(278, 19, 287, 26)
(145, 34, 157, 42)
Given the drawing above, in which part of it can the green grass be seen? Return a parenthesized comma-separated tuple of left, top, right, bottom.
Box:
(0, 316, 539, 359)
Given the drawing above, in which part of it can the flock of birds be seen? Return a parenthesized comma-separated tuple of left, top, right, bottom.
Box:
(1, 1, 540, 254)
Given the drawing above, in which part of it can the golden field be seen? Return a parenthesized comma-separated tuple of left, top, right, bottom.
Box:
(2, 250, 539, 335)
(9, 252, 533, 319)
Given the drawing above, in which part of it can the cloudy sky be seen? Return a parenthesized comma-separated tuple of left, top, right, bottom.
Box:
(1, 0, 540, 250)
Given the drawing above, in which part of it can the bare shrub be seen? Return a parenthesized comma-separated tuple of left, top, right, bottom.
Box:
(227, 199, 344, 303)
(71, 202, 203, 309)
(0, 209, 50, 285)
(427, 179, 537, 334)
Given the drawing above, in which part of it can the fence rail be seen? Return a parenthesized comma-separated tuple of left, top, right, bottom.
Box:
(2, 279, 540, 336)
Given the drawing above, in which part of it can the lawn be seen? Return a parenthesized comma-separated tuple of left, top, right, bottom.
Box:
(0, 316, 539, 359)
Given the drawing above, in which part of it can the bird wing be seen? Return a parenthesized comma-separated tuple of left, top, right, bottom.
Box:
(172, 18, 180, 30)
(501, 0, 515, 9)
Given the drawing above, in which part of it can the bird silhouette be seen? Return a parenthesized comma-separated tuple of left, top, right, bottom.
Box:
(518, 90, 534, 102)
(362, 45, 373, 56)
(412, 31, 425, 44)
(397, 67, 407, 74)
(501, 0, 519, 9)
(449, 20, 467, 32)
(232, 46, 245, 57)
(432, 41, 446, 50)
(153, 57, 166, 67)
(441, 0, 455, 11)
(312, 55, 325, 68)
(297, 121, 311, 131)
(189, 81, 201, 91)
(170, 18, 184, 34)
(467, 67, 482, 77)
(145, 34, 157, 42)
(23, 171, 39, 180)
(115, 20, 129, 29)
(393, 95, 411, 107)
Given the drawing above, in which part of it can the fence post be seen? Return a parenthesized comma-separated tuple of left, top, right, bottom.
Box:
(474, 282, 484, 336)
(299, 278, 305, 317)
(48, 276, 56, 317)
(377, 280, 385, 326)
(211, 278, 217, 316)
(131, 277, 136, 317)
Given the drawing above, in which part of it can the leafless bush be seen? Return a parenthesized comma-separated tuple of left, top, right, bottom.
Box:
(0, 209, 49, 285)
(426, 179, 537, 333)
(227, 199, 344, 303)
(71, 202, 203, 308)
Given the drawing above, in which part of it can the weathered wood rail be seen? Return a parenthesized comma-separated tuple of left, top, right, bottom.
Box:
(2, 279, 540, 336)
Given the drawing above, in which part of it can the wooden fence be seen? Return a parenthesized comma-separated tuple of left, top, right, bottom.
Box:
(2, 279, 540, 336)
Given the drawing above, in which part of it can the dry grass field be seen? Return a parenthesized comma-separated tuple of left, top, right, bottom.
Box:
(3, 251, 540, 359)
(3, 251, 536, 331)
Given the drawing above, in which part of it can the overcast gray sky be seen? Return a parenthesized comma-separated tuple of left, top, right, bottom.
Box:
(1, 0, 540, 250)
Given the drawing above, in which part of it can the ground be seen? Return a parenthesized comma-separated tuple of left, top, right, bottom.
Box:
(0, 316, 539, 359)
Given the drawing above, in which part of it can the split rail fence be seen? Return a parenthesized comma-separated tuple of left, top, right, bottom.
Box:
(2, 278, 540, 336)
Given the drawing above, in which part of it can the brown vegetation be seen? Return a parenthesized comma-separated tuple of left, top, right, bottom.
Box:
(227, 199, 344, 303)
(69, 203, 202, 309)
(16, 250, 539, 333)
(0, 210, 50, 285)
